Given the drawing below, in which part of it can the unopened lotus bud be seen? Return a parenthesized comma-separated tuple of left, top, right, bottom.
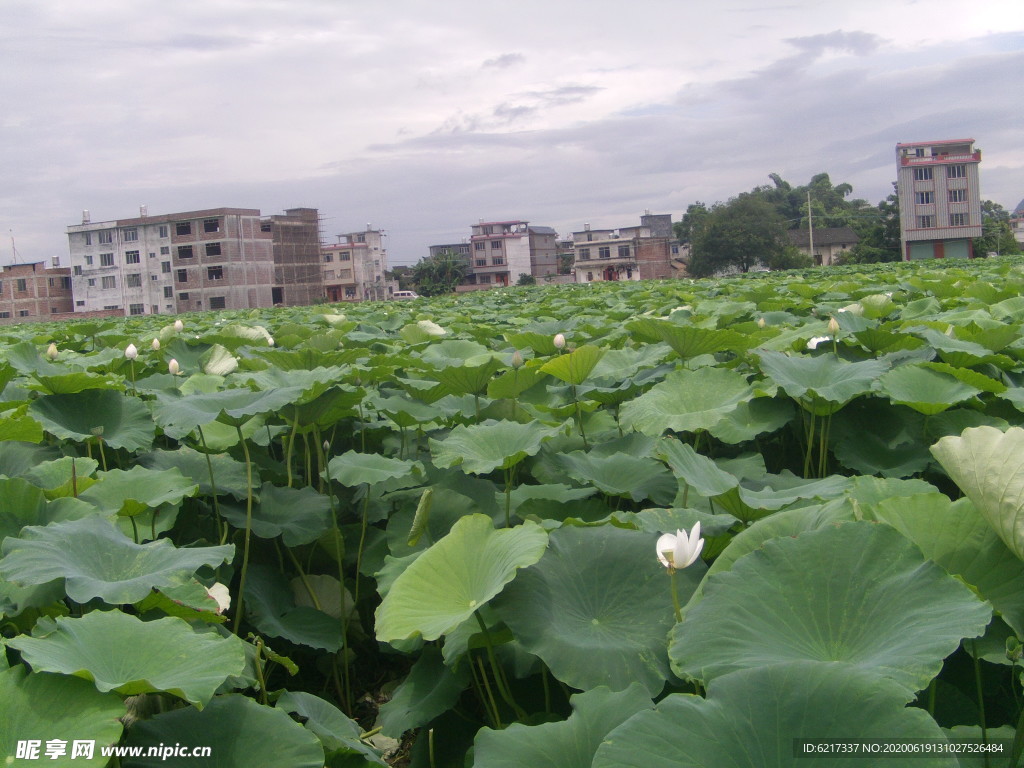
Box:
(174, 319, 184, 332)
(553, 333, 566, 350)
(151, 338, 160, 351)
(757, 317, 766, 329)
(168, 358, 180, 375)
(46, 342, 58, 360)
(828, 317, 840, 335)
(124, 343, 138, 360)
(511, 350, 524, 369)
(267, 336, 275, 347)
(323, 440, 330, 452)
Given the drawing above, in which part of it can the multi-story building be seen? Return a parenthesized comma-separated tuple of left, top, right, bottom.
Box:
(1011, 199, 1024, 247)
(322, 226, 392, 302)
(66, 207, 274, 315)
(428, 242, 471, 260)
(0, 260, 74, 325)
(446, 220, 558, 291)
(896, 139, 983, 260)
(572, 213, 674, 284)
(263, 208, 323, 306)
(787, 227, 859, 266)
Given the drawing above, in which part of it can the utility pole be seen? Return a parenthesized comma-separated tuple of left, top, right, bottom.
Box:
(807, 192, 815, 265)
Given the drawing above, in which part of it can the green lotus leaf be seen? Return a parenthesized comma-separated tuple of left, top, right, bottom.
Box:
(878, 364, 981, 415)
(707, 396, 794, 443)
(0, 666, 124, 767)
(418, 339, 492, 367)
(6, 611, 245, 707)
(630, 507, 739, 538)
(276, 691, 386, 765)
(0, 516, 234, 605)
(123, 694, 325, 768)
(0, 409, 44, 443)
(619, 367, 755, 436)
(548, 450, 676, 504)
(243, 564, 342, 651)
(487, 366, 548, 400)
(22, 457, 99, 498)
(930, 426, 1024, 560)
(371, 392, 443, 428)
(78, 466, 198, 518)
(670, 522, 991, 693)
(134, 581, 227, 624)
(431, 357, 504, 396)
(592, 662, 959, 768)
(757, 349, 887, 414)
(0, 477, 95, 542)
(430, 420, 561, 475)
(475, 684, 654, 768)
(377, 647, 472, 738)
(505, 331, 559, 356)
(29, 389, 154, 451)
(327, 451, 423, 488)
(495, 525, 702, 694)
(376, 514, 548, 642)
(625, 318, 748, 359)
(539, 345, 606, 385)
(829, 399, 932, 477)
(869, 493, 1024, 637)
(140, 447, 252, 500)
(151, 386, 305, 438)
(219, 483, 332, 547)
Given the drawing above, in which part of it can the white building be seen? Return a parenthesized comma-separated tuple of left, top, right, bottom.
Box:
(322, 226, 392, 302)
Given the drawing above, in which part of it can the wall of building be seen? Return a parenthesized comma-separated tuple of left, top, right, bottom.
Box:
(0, 262, 74, 324)
(268, 208, 323, 306)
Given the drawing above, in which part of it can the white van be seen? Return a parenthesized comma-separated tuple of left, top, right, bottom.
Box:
(392, 290, 420, 300)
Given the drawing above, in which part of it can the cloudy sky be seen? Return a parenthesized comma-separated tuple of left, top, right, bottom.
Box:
(1, 0, 1021, 267)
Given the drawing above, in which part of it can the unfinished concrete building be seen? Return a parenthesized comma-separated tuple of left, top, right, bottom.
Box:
(264, 208, 324, 306)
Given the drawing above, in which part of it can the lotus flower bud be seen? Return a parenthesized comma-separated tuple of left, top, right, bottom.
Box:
(757, 317, 766, 329)
(828, 317, 840, 335)
(323, 440, 330, 452)
(46, 342, 58, 360)
(267, 336, 275, 347)
(124, 343, 138, 360)
(174, 319, 184, 332)
(168, 358, 180, 375)
(511, 350, 524, 369)
(553, 333, 566, 350)
(151, 338, 160, 351)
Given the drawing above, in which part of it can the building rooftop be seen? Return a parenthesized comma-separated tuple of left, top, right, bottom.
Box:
(787, 227, 859, 248)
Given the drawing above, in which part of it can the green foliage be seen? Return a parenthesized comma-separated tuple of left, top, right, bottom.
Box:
(688, 194, 791, 276)
(409, 249, 469, 296)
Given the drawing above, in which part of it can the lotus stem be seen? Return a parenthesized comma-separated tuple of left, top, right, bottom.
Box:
(475, 610, 526, 720)
(353, 485, 372, 606)
(323, 457, 352, 715)
(286, 546, 322, 611)
(196, 425, 226, 545)
(970, 639, 989, 764)
(253, 637, 269, 706)
(285, 417, 298, 488)
(472, 653, 502, 728)
(428, 728, 437, 768)
(669, 569, 683, 623)
(232, 426, 254, 636)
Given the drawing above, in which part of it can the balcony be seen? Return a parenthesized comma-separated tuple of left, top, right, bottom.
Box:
(900, 150, 981, 166)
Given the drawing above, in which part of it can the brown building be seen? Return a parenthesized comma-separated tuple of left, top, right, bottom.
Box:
(0, 261, 74, 324)
(572, 213, 674, 284)
(263, 208, 324, 306)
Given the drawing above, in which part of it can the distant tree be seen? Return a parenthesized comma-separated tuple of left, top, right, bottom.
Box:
(974, 201, 1022, 257)
(516, 273, 536, 285)
(673, 202, 711, 245)
(386, 265, 414, 291)
(836, 184, 902, 264)
(409, 250, 468, 296)
(688, 195, 793, 276)
(558, 252, 574, 275)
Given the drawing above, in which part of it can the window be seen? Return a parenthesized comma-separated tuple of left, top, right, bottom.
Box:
(164, 286, 173, 298)
(203, 218, 220, 233)
(126, 273, 142, 288)
(587, 272, 594, 281)
(18, 310, 29, 317)
(149, 252, 156, 258)
(599, 246, 611, 259)
(73, 265, 83, 276)
(491, 257, 505, 266)
(85, 254, 94, 266)
(98, 230, 113, 244)
(949, 213, 967, 226)
(160, 246, 170, 255)
(177, 245, 193, 259)
(123, 228, 138, 242)
(161, 261, 171, 273)
(101, 276, 116, 289)
(62, 277, 72, 289)
(356, 234, 365, 243)
(16, 278, 27, 292)
(125, 250, 140, 264)
(0, 311, 8, 318)
(84, 232, 93, 245)
(207, 266, 223, 280)
(205, 242, 221, 256)
(158, 225, 169, 238)
(176, 269, 188, 283)
(129, 303, 145, 315)
(151, 274, 159, 281)
(913, 168, 933, 181)
(479, 274, 491, 284)
(340, 251, 350, 261)
(345, 287, 356, 298)
(324, 253, 333, 262)
(87, 278, 96, 287)
(100, 253, 114, 267)
(948, 164, 967, 179)
(176, 222, 192, 236)
(103, 305, 119, 310)
(491, 240, 502, 250)
(179, 292, 189, 300)
(75, 301, 84, 307)
(482, 226, 493, 235)
(476, 259, 487, 267)
(475, 242, 486, 251)
(578, 248, 590, 260)
(916, 215, 935, 228)
(618, 245, 631, 258)
(949, 189, 967, 202)
(915, 192, 934, 204)
(209, 296, 226, 310)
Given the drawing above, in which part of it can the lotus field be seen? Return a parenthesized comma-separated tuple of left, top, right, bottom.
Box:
(5, 258, 1024, 767)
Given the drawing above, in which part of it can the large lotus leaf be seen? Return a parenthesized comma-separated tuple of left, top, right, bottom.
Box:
(670, 522, 991, 693)
(140, 447, 252, 500)
(29, 389, 154, 451)
(151, 386, 305, 438)
(431, 357, 504, 396)
(0, 516, 234, 604)
(243, 564, 342, 651)
(708, 396, 794, 443)
(377, 646, 472, 738)
(592, 662, 959, 768)
(757, 349, 886, 414)
(371, 392, 444, 428)
(418, 339, 492, 367)
(376, 514, 548, 642)
(0, 477, 94, 542)
(619, 367, 755, 436)
(505, 331, 560, 356)
(276, 691, 386, 765)
(220, 483, 332, 547)
(495, 525, 701, 694)
(487, 365, 548, 400)
(78, 466, 197, 518)
(625, 318, 748, 358)
(7, 611, 245, 707)
(0, 409, 44, 443)
(475, 684, 653, 768)
(878, 364, 981, 415)
(829, 399, 931, 477)
(327, 450, 423, 488)
(538, 345, 606, 385)
(0, 666, 124, 767)
(430, 420, 561, 475)
(548, 450, 675, 504)
(869, 493, 1024, 637)
(123, 694, 325, 768)
(930, 426, 1024, 560)
(22, 457, 99, 498)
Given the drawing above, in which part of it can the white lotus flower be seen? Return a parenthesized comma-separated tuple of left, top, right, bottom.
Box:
(168, 358, 180, 375)
(205, 582, 231, 614)
(124, 343, 138, 360)
(46, 343, 58, 360)
(806, 336, 830, 350)
(267, 336, 275, 347)
(174, 319, 184, 332)
(657, 523, 704, 570)
(151, 338, 160, 351)
(553, 333, 566, 349)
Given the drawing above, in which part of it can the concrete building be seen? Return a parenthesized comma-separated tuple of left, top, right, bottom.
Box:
(66, 207, 274, 315)
(263, 208, 323, 306)
(322, 226, 392, 302)
(450, 220, 558, 291)
(896, 139, 983, 260)
(0, 261, 74, 324)
(572, 213, 674, 284)
(1011, 199, 1024, 247)
(787, 227, 859, 266)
